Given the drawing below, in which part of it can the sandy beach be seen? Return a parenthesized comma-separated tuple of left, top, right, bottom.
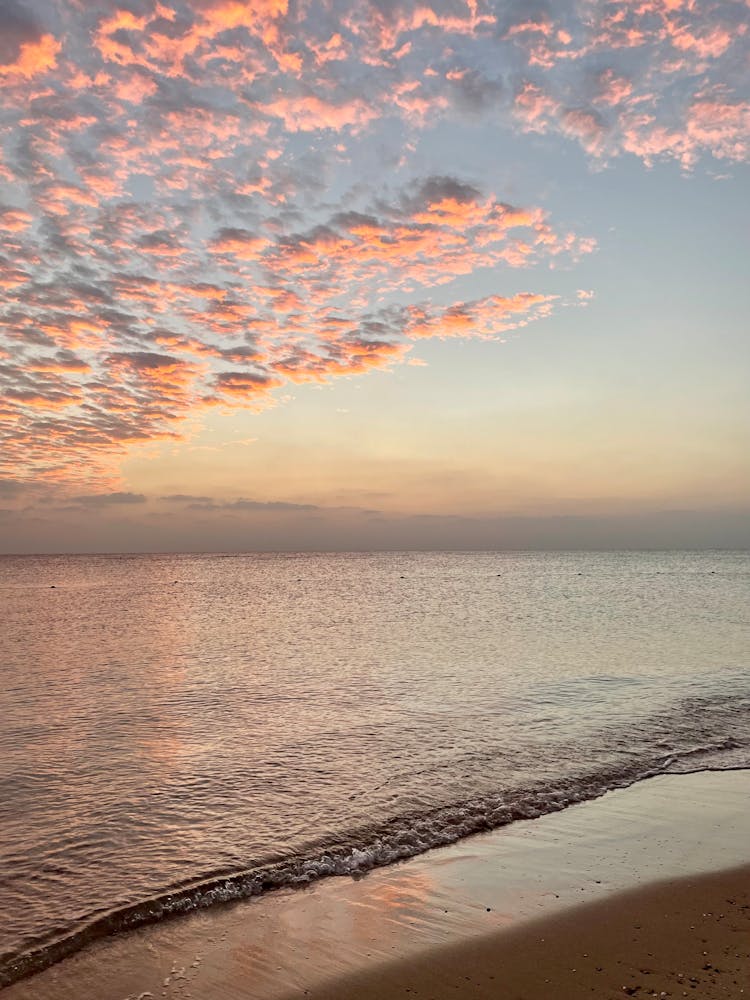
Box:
(4, 769, 750, 1000)
(303, 864, 750, 999)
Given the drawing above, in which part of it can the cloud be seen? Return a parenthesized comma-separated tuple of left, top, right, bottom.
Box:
(260, 94, 380, 133)
(446, 69, 503, 115)
(560, 107, 608, 155)
(69, 491, 147, 505)
(505, 1, 749, 165)
(405, 292, 558, 339)
(593, 69, 634, 108)
(619, 90, 750, 168)
(189, 498, 321, 511)
(208, 228, 271, 260)
(1, 155, 588, 485)
(0, 0, 743, 492)
(0, 1, 43, 61)
(0, 1, 60, 81)
(160, 493, 213, 502)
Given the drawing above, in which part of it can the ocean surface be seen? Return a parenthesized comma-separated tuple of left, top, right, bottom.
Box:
(1, 550, 749, 987)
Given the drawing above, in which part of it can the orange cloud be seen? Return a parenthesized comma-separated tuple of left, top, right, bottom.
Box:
(406, 293, 558, 340)
(0, 33, 61, 80)
(594, 69, 634, 107)
(209, 229, 271, 260)
(0, 208, 32, 232)
(262, 95, 380, 132)
(212, 370, 284, 401)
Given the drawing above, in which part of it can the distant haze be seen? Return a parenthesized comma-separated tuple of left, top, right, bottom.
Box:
(1, 505, 747, 554)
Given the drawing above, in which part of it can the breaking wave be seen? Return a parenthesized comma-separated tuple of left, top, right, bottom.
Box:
(2, 735, 746, 990)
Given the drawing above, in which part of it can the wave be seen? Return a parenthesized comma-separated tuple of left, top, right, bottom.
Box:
(1, 737, 745, 991)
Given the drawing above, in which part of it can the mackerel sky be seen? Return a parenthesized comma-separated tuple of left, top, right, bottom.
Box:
(0, 0, 748, 551)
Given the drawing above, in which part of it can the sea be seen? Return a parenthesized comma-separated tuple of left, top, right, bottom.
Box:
(1, 550, 748, 987)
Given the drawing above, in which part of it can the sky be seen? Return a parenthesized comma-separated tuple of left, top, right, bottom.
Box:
(0, 0, 748, 552)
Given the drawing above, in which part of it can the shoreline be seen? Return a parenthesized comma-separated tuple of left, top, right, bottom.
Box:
(301, 863, 750, 999)
(4, 769, 750, 999)
(0, 763, 703, 991)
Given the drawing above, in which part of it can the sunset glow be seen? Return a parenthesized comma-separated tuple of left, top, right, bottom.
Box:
(0, 0, 747, 550)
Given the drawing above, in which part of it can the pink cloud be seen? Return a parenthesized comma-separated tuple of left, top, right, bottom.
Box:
(405, 293, 559, 340)
(594, 69, 634, 107)
(0, 208, 33, 232)
(0, 0, 742, 489)
(261, 95, 380, 132)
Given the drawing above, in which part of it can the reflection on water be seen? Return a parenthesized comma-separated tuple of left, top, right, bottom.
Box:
(0, 550, 748, 985)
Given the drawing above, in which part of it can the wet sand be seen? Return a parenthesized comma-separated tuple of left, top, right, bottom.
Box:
(304, 864, 750, 999)
(4, 770, 750, 999)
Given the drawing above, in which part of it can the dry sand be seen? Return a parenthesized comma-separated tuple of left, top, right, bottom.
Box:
(303, 864, 750, 1000)
(4, 770, 750, 1000)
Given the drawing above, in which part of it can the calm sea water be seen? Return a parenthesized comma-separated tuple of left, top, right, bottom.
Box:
(1, 551, 749, 985)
